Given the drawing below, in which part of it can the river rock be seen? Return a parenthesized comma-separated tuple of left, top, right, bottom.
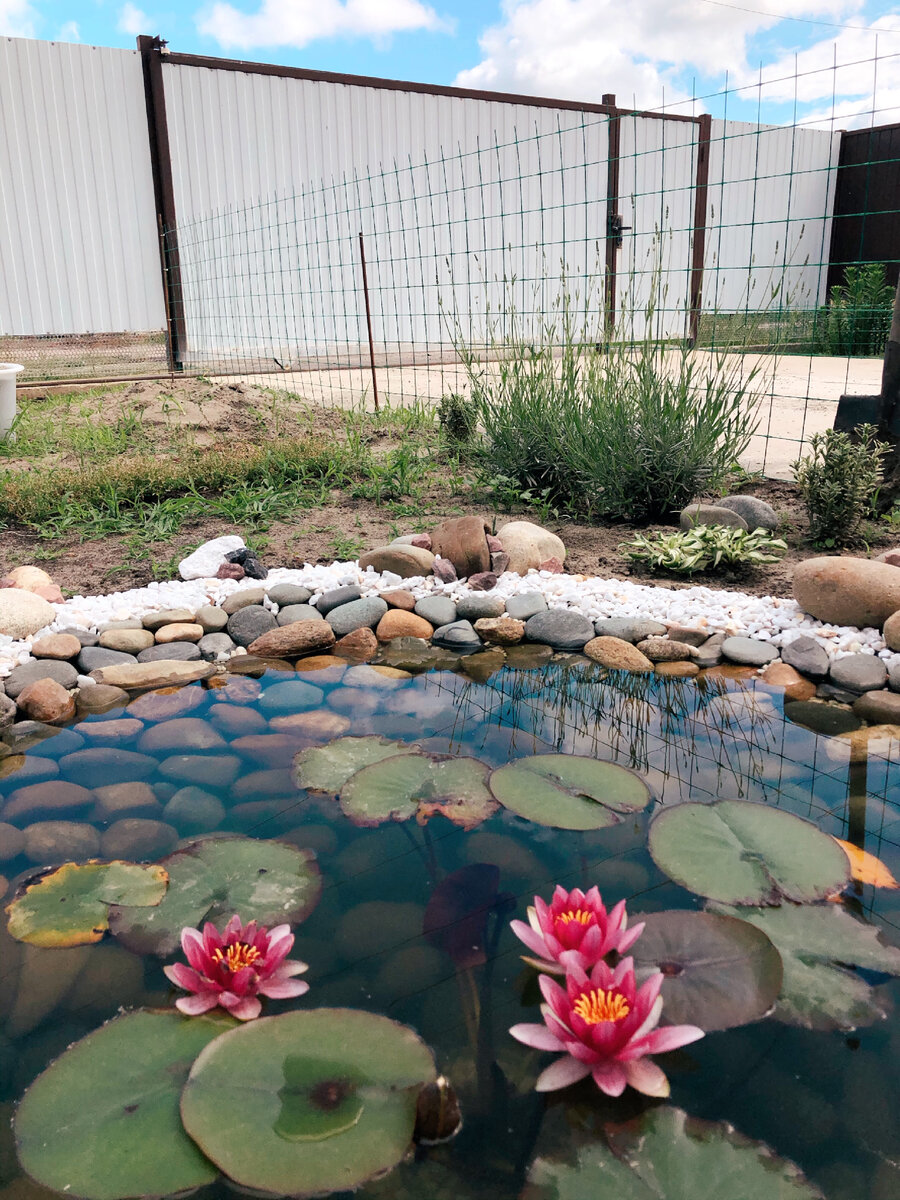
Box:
(505, 593, 548, 621)
(179, 535, 245, 580)
(473, 617, 525, 646)
(593, 618, 667, 642)
(138, 718, 227, 755)
(360, 546, 436, 577)
(680, 504, 748, 531)
(209, 705, 267, 737)
(636, 637, 696, 662)
(525, 609, 594, 650)
(883, 610, 900, 652)
(31, 633, 81, 660)
(759, 662, 816, 701)
(158, 753, 242, 787)
(270, 709, 350, 740)
(584, 637, 653, 672)
(194, 606, 229, 633)
(127, 685, 207, 721)
(780, 635, 830, 680)
(793, 557, 900, 629)
(155, 622, 204, 644)
(656, 661, 700, 678)
(496, 521, 566, 576)
(783, 700, 861, 736)
(852, 690, 900, 723)
(2, 721, 58, 752)
(74, 718, 143, 745)
(0, 693, 16, 728)
(196, 632, 234, 662)
(721, 636, 778, 666)
(316, 586, 362, 615)
(330, 628, 376, 661)
(828, 654, 888, 693)
(327, 598, 388, 637)
(432, 620, 482, 651)
(162, 787, 226, 834)
(230, 734, 301, 769)
(664, 624, 710, 647)
(415, 596, 457, 627)
(5, 659, 78, 699)
(718, 494, 779, 531)
(220, 588, 266, 616)
(100, 818, 178, 859)
(24, 820, 100, 864)
(100, 619, 145, 633)
(78, 647, 137, 673)
(375, 610, 434, 641)
(16, 679, 76, 725)
(98, 629, 155, 654)
(2, 565, 52, 592)
(0, 754, 59, 785)
(137, 642, 203, 663)
(0, 821, 25, 861)
(432, 557, 457, 583)
(247, 619, 336, 658)
(456, 594, 506, 621)
(429, 516, 491, 578)
(258, 680, 325, 715)
(266, 584, 312, 608)
(59, 747, 157, 786)
(891, 664, 900, 693)
(227, 606, 277, 647)
(231, 768, 297, 801)
(379, 590, 416, 611)
(91, 781, 162, 822)
(2, 780, 94, 824)
(0, 590, 55, 639)
(276, 604, 323, 626)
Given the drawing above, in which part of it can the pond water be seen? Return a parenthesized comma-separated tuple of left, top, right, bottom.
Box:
(1, 654, 899, 1200)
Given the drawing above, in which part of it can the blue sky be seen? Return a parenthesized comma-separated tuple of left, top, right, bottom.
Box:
(3, 0, 899, 125)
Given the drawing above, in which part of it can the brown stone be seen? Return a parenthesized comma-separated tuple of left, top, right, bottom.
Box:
(664, 624, 710, 647)
(91, 781, 162, 822)
(0, 821, 25, 861)
(31, 633, 82, 660)
(539, 557, 565, 573)
(375, 610, 434, 642)
(793, 557, 900, 629)
(359, 545, 436, 577)
(127, 684, 207, 720)
(217, 562, 245, 580)
(76, 684, 129, 714)
(230, 734, 302, 768)
(35, 584, 65, 603)
(876, 549, 900, 567)
(429, 515, 491, 578)
(432, 557, 457, 583)
(635, 637, 695, 663)
(209, 704, 267, 737)
(269, 709, 351, 739)
(468, 571, 498, 591)
(101, 819, 178, 859)
(584, 636, 654, 672)
(98, 629, 155, 653)
(760, 661, 817, 701)
(884, 610, 900, 652)
(74, 718, 144, 744)
(380, 590, 416, 611)
(410, 534, 432, 549)
(474, 616, 526, 646)
(698, 664, 759, 683)
(655, 661, 700, 678)
(16, 678, 75, 725)
(24, 820, 100, 864)
(247, 620, 336, 659)
(496, 521, 566, 576)
(3, 780, 94, 823)
(853, 690, 900, 724)
(491, 552, 511, 575)
(155, 622, 204, 644)
(142, 608, 197, 631)
(1, 565, 53, 592)
(206, 675, 261, 703)
(334, 627, 379, 661)
(90, 661, 216, 689)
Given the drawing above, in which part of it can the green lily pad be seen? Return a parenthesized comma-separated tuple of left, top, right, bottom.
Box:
(293, 736, 414, 793)
(341, 754, 496, 829)
(522, 1105, 825, 1200)
(6, 861, 169, 948)
(630, 910, 783, 1031)
(710, 901, 900, 1030)
(108, 836, 321, 957)
(14, 1009, 229, 1200)
(647, 800, 850, 905)
(489, 754, 651, 830)
(180, 1008, 437, 1197)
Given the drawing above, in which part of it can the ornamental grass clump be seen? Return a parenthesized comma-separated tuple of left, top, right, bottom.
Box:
(622, 524, 788, 574)
(792, 425, 885, 547)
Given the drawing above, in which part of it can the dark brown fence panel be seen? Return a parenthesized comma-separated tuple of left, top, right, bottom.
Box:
(828, 122, 900, 292)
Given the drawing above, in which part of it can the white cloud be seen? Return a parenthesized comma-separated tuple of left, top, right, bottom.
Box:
(197, 0, 451, 50)
(118, 2, 151, 36)
(0, 0, 36, 38)
(57, 20, 81, 41)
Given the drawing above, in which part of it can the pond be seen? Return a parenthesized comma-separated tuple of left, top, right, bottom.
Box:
(1, 653, 899, 1200)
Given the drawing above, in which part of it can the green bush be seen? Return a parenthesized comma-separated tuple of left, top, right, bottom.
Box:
(437, 392, 477, 443)
(792, 425, 885, 547)
(622, 525, 788, 574)
(814, 263, 894, 357)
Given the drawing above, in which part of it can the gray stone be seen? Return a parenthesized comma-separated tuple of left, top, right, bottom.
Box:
(267, 584, 312, 607)
(227, 605, 277, 647)
(456, 594, 506, 621)
(136, 642, 202, 663)
(524, 609, 595, 650)
(816, 683, 859, 705)
(721, 636, 778, 666)
(20, 727, 84, 759)
(0, 820, 25, 862)
(327, 597, 388, 637)
(100, 818, 178, 860)
(431, 620, 482, 651)
(77, 684, 130, 715)
(317, 586, 362, 615)
(138, 718, 227, 755)
(141, 608, 195, 631)
(664, 625, 710, 647)
(0, 693, 16, 729)
(59, 626, 98, 647)
(162, 787, 226, 835)
(195, 605, 229, 633)
(377, 637, 460, 672)
(828, 653, 888, 693)
(221, 588, 267, 615)
(780, 636, 830, 681)
(276, 604, 324, 626)
(24, 820, 100, 864)
(258, 679, 325, 715)
(504, 593, 548, 621)
(783, 700, 861, 736)
(414, 596, 457, 627)
(5, 659, 78, 699)
(718, 495, 779, 531)
(2, 780, 95, 824)
(694, 632, 726, 668)
(59, 747, 157, 786)
(592, 618, 668, 643)
(78, 647, 138, 673)
(0, 756, 59, 786)
(853, 690, 900, 723)
(198, 633, 235, 661)
(680, 504, 749, 531)
(158, 754, 242, 787)
(2, 719, 58, 750)
(91, 781, 162, 822)
(890, 663, 900, 693)
(98, 618, 144, 632)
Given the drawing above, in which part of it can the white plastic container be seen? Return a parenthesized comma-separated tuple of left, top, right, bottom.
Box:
(0, 363, 23, 440)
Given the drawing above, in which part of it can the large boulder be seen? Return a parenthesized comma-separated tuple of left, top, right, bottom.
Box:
(358, 546, 435, 578)
(680, 504, 748, 531)
(429, 516, 491, 578)
(496, 521, 566, 576)
(793, 557, 900, 629)
(0, 589, 56, 639)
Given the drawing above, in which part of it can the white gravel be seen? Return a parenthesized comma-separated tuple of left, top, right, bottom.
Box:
(1, 561, 897, 679)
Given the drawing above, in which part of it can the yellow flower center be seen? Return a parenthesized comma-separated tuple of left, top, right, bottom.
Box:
(212, 942, 262, 973)
(573, 987, 631, 1024)
(556, 909, 592, 927)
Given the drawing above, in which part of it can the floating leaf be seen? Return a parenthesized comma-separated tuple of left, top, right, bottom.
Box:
(833, 837, 899, 889)
(522, 1105, 825, 1200)
(180, 1008, 436, 1197)
(341, 754, 496, 829)
(6, 861, 168, 948)
(489, 754, 651, 830)
(710, 901, 900, 1031)
(423, 863, 501, 968)
(15, 1010, 229, 1200)
(108, 836, 321, 957)
(630, 910, 782, 1031)
(647, 800, 850, 905)
(293, 736, 414, 793)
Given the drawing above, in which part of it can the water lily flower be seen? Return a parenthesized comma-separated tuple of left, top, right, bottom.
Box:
(510, 956, 704, 1097)
(510, 885, 645, 972)
(164, 914, 309, 1021)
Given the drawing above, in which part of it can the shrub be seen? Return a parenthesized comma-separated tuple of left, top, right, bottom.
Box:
(792, 425, 885, 547)
(437, 392, 477, 443)
(622, 525, 788, 574)
(815, 263, 894, 357)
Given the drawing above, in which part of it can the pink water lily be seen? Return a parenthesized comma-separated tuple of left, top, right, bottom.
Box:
(510, 886, 645, 973)
(164, 914, 309, 1021)
(510, 956, 704, 1097)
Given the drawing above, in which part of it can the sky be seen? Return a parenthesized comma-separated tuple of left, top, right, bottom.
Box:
(2, 0, 899, 127)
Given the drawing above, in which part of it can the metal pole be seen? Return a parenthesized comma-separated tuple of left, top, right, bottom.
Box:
(358, 231, 380, 412)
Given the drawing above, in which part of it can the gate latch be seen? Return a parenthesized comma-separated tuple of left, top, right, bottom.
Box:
(607, 213, 631, 248)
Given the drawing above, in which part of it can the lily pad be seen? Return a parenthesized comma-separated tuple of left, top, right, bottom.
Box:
(710, 901, 900, 1030)
(647, 800, 850, 905)
(108, 836, 321, 957)
(522, 1105, 825, 1199)
(630, 910, 783, 1031)
(180, 1008, 436, 1197)
(488, 754, 651, 830)
(293, 736, 414, 793)
(14, 1009, 228, 1200)
(6, 861, 169, 948)
(341, 754, 496, 829)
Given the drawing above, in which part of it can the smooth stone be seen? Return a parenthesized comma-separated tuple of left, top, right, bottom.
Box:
(138, 718, 227, 755)
(693, 632, 726, 668)
(295, 656, 350, 679)
(195, 605, 229, 633)
(377, 637, 459, 672)
(221, 588, 267, 615)
(2, 781, 94, 824)
(209, 705, 268, 737)
(198, 632, 236, 661)
(504, 643, 554, 669)
(635, 637, 695, 663)
(376, 610, 434, 642)
(155, 623, 204, 645)
(680, 503, 748, 531)
(473, 616, 525, 646)
(267, 584, 312, 607)
(3, 565, 52, 590)
(142, 608, 196, 631)
(58, 747, 157, 786)
(456, 593, 506, 620)
(0, 821, 25, 861)
(5, 659, 78, 699)
(884, 610, 900, 652)
(226, 656, 292, 677)
(428, 516, 491, 578)
(414, 596, 457, 627)
(276, 604, 324, 625)
(179, 535, 245, 580)
(226, 606, 277, 647)
(316, 586, 362, 615)
(269, 709, 350, 739)
(16, 679, 76, 725)
(853, 690, 900, 723)
(208, 675, 261, 703)
(890, 664, 900, 693)
(0, 590, 56, 639)
(0, 693, 15, 728)
(718, 494, 779, 531)
(247, 620, 336, 658)
(780, 635, 830, 680)
(0, 755, 59, 784)
(230, 734, 302, 769)
(258, 680, 325, 715)
(505, 593, 548, 621)
(664, 624, 710, 647)
(74, 718, 143, 745)
(31, 633, 82, 660)
(78, 647, 138, 673)
(18, 727, 83, 760)
(91, 781, 162, 822)
(98, 629, 155, 653)
(721, 636, 778, 666)
(162, 787, 226, 834)
(59, 626, 98, 646)
(495, 520, 566, 575)
(76, 684, 130, 714)
(231, 768, 296, 801)
(379, 590, 416, 611)
(584, 636, 653, 672)
(593, 617, 668, 642)
(457, 648, 506, 682)
(828, 654, 888, 693)
(760, 662, 817, 701)
(432, 620, 482, 651)
(136, 642, 203, 663)
(100, 818, 178, 859)
(520, 610, 588, 652)
(227, 800, 296, 832)
(99, 618, 145, 632)
(342, 664, 411, 688)
(327, 598, 388, 637)
(24, 820, 100, 864)
(127, 685, 207, 721)
(158, 754, 242, 787)
(359, 546, 435, 578)
(655, 661, 700, 677)
(783, 700, 861, 736)
(1, 719, 59, 751)
(816, 683, 859, 705)
(793, 557, 900, 629)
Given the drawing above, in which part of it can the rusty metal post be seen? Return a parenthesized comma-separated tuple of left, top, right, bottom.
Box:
(358, 231, 380, 412)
